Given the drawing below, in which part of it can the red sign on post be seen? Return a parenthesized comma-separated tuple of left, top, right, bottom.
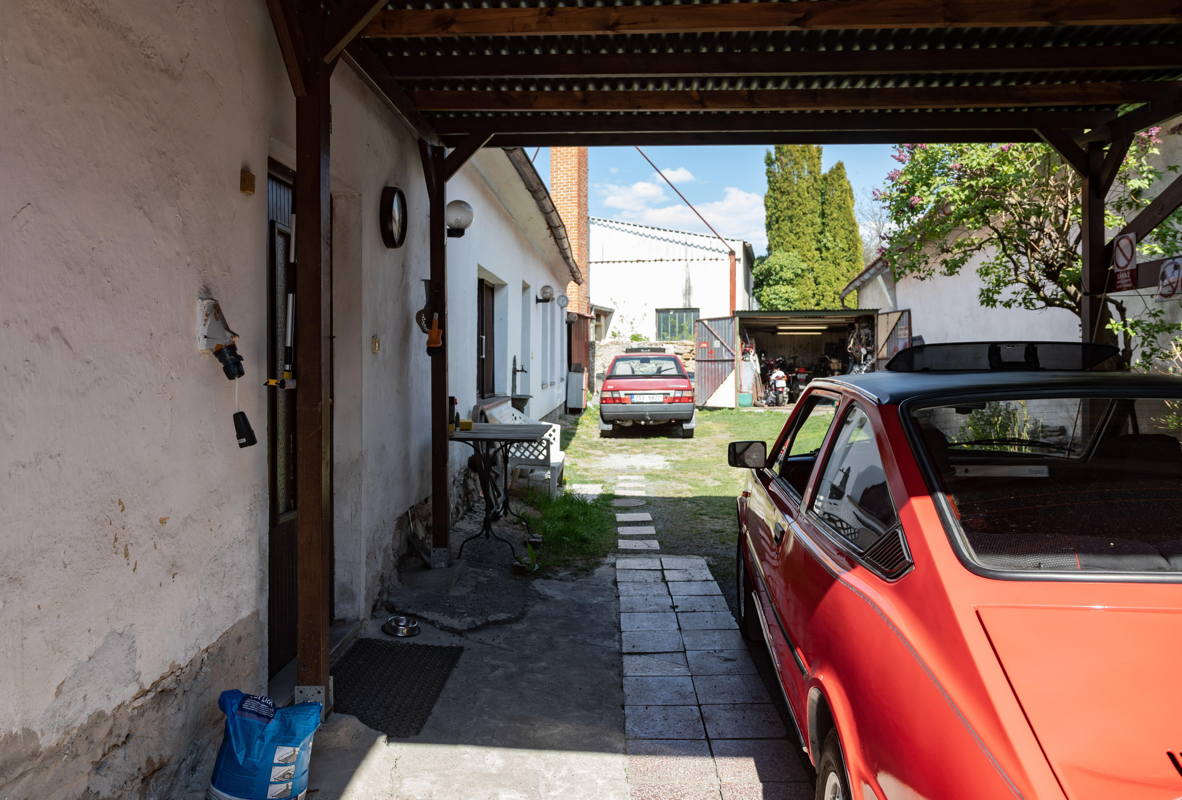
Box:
(1111, 232, 1137, 292)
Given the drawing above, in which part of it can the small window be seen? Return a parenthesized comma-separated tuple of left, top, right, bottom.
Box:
(656, 308, 698, 341)
(811, 407, 899, 552)
(774, 395, 838, 496)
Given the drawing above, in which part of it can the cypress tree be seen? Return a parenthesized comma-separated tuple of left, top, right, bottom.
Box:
(762, 145, 823, 264)
(818, 161, 864, 307)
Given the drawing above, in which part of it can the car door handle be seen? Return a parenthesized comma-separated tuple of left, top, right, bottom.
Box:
(773, 522, 787, 545)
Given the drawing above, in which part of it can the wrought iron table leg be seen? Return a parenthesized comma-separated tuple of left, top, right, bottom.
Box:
(457, 440, 520, 560)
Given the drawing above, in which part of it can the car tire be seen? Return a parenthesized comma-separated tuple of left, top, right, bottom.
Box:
(735, 536, 762, 642)
(599, 425, 614, 439)
(814, 729, 851, 800)
(680, 424, 694, 439)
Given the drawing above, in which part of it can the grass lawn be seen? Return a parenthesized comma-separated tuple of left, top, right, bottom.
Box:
(560, 407, 794, 612)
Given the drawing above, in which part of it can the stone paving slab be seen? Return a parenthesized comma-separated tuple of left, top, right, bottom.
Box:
(668, 580, 722, 596)
(681, 629, 747, 650)
(661, 556, 708, 569)
(671, 595, 731, 613)
(613, 498, 648, 508)
(619, 525, 658, 536)
(693, 675, 769, 704)
(664, 568, 714, 582)
(677, 611, 738, 630)
(617, 557, 663, 570)
(622, 631, 684, 654)
(626, 739, 717, 786)
(617, 512, 654, 523)
(701, 704, 788, 739)
(619, 539, 661, 550)
(620, 594, 676, 612)
(618, 570, 665, 583)
(568, 483, 603, 499)
(626, 705, 706, 739)
(623, 652, 690, 677)
(624, 676, 697, 705)
(617, 488, 648, 496)
(621, 612, 679, 631)
(711, 739, 812, 783)
(618, 582, 670, 596)
(632, 785, 724, 800)
(720, 782, 812, 800)
(686, 649, 758, 676)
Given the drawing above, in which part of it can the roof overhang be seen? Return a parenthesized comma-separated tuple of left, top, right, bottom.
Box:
(344, 3, 1182, 150)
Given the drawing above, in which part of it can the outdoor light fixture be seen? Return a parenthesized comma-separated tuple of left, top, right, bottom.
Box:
(536, 285, 555, 303)
(557, 294, 570, 309)
(445, 199, 474, 238)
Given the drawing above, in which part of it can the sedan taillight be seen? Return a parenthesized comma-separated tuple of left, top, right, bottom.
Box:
(664, 391, 695, 403)
(602, 390, 629, 404)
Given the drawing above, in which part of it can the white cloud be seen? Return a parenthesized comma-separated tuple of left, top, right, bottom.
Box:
(608, 186, 767, 253)
(657, 166, 695, 184)
(598, 180, 668, 212)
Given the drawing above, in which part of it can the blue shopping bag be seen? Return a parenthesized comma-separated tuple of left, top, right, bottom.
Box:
(207, 690, 322, 800)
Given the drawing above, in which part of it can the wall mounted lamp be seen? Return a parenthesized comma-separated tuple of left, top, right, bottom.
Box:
(535, 285, 555, 303)
(445, 199, 474, 238)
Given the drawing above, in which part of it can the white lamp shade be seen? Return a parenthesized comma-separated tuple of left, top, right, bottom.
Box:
(539, 285, 554, 301)
(445, 199, 474, 230)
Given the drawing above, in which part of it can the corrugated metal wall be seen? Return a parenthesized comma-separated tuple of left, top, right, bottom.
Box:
(694, 316, 735, 406)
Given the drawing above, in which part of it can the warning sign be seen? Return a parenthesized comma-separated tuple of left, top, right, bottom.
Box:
(1111, 232, 1137, 292)
(1157, 258, 1182, 303)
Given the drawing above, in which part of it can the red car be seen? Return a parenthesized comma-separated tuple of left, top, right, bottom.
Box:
(729, 342, 1182, 800)
(599, 350, 696, 438)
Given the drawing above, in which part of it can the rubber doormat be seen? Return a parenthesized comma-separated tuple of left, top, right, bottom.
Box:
(331, 638, 463, 738)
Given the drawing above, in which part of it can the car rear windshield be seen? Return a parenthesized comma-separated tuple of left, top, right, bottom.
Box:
(909, 395, 1182, 578)
(609, 355, 685, 378)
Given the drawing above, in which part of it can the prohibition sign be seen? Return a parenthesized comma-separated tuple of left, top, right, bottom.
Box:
(1111, 232, 1137, 291)
(1158, 258, 1182, 302)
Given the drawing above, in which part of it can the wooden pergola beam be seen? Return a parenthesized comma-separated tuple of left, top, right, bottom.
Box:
(469, 129, 1044, 147)
(346, 44, 442, 145)
(322, 0, 389, 64)
(411, 83, 1169, 113)
(362, 1, 1182, 38)
(1079, 89, 1182, 143)
(381, 45, 1182, 81)
(431, 109, 1106, 135)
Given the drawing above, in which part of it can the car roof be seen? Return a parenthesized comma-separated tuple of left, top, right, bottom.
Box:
(813, 370, 1182, 405)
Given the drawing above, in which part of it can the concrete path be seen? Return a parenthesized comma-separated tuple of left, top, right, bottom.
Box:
(611, 475, 813, 800)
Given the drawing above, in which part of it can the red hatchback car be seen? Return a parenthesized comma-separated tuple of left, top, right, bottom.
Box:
(600, 350, 697, 438)
(729, 343, 1182, 800)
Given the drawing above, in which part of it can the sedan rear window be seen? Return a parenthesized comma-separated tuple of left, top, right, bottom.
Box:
(910, 396, 1182, 577)
(609, 355, 685, 378)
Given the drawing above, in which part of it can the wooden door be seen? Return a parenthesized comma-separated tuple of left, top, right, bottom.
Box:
(266, 171, 299, 678)
(477, 279, 495, 397)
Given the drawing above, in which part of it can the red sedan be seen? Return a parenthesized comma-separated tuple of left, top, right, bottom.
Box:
(599, 350, 697, 438)
(729, 342, 1182, 800)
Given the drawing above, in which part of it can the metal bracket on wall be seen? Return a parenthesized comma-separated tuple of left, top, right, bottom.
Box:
(295, 679, 333, 720)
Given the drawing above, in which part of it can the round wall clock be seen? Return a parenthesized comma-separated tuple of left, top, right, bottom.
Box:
(380, 186, 407, 248)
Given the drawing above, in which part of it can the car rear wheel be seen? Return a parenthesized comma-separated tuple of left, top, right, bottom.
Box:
(680, 423, 694, 439)
(735, 536, 762, 642)
(599, 424, 615, 438)
(814, 729, 851, 800)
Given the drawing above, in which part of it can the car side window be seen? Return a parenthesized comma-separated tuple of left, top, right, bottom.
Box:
(810, 407, 899, 552)
(774, 396, 838, 497)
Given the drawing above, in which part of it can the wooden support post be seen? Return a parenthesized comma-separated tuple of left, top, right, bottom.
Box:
(293, 62, 334, 698)
(1081, 141, 1108, 344)
(421, 143, 451, 568)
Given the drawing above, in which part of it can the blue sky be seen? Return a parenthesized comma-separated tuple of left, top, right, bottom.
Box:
(532, 144, 898, 256)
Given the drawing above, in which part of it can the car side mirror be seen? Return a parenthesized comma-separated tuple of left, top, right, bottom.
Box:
(728, 440, 767, 469)
(687, 371, 695, 380)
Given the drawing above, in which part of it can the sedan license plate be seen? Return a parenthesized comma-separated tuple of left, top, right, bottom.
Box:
(631, 393, 664, 403)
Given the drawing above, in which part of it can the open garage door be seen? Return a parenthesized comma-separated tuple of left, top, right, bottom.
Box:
(694, 316, 736, 406)
(876, 310, 912, 369)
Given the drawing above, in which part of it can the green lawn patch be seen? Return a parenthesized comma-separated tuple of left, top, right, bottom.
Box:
(516, 488, 616, 572)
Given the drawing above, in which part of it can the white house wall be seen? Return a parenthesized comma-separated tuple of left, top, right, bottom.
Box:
(590, 220, 751, 338)
(0, 2, 570, 795)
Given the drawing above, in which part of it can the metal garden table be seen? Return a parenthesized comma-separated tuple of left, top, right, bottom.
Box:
(449, 422, 550, 559)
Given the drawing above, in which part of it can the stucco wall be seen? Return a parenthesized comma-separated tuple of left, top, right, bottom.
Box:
(0, 1, 572, 795)
(590, 219, 751, 339)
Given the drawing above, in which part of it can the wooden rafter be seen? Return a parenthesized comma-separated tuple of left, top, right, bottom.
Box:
(1080, 89, 1182, 143)
(1038, 127, 1089, 175)
(322, 0, 390, 64)
(1109, 171, 1182, 250)
(410, 83, 1170, 113)
(362, 1, 1182, 38)
(442, 128, 495, 180)
(266, 0, 308, 96)
(430, 109, 1107, 135)
(471, 129, 1045, 147)
(346, 45, 441, 144)
(382, 45, 1182, 81)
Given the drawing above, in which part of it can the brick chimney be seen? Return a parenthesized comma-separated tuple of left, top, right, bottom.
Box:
(550, 147, 589, 315)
